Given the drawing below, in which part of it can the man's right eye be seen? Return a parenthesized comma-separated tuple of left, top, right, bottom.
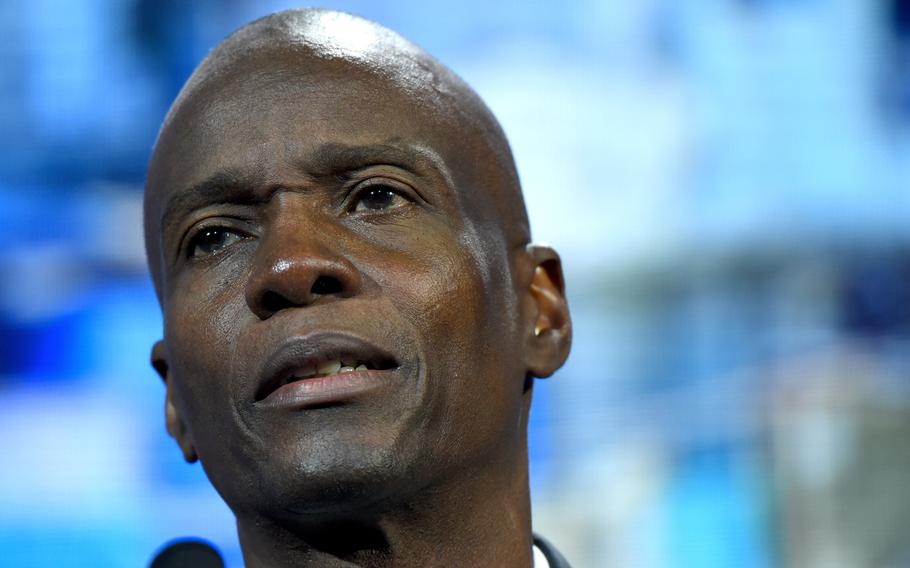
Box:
(186, 227, 246, 259)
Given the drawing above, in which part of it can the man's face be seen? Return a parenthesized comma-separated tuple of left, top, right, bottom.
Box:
(146, 52, 534, 517)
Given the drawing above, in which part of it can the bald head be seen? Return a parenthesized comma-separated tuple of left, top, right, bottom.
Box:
(145, 9, 529, 293)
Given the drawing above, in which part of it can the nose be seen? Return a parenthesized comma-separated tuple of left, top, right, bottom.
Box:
(244, 225, 362, 320)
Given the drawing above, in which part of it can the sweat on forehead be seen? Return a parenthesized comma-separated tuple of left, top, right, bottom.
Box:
(144, 8, 530, 290)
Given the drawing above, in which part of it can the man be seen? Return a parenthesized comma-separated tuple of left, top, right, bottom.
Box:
(144, 8, 572, 567)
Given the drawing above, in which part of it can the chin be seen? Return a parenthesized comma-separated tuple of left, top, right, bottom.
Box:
(213, 432, 419, 520)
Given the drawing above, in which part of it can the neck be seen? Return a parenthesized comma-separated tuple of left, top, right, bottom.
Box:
(235, 454, 533, 567)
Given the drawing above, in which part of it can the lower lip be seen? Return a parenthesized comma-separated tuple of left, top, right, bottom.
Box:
(255, 369, 396, 409)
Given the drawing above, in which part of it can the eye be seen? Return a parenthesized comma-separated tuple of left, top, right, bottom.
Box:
(351, 184, 411, 213)
(186, 227, 247, 259)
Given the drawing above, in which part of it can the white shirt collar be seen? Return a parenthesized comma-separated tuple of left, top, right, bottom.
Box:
(532, 543, 550, 568)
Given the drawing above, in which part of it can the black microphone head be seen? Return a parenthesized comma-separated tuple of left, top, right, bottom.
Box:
(150, 538, 225, 568)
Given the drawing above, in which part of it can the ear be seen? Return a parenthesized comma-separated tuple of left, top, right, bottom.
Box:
(151, 340, 198, 463)
(521, 245, 571, 378)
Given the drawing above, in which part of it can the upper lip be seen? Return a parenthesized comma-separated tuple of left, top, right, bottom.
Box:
(254, 330, 399, 402)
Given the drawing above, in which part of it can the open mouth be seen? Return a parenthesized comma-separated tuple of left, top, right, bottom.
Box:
(255, 352, 398, 403)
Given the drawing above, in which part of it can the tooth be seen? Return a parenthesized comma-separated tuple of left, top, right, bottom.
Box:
(355, 364, 367, 371)
(293, 365, 317, 379)
(339, 366, 355, 373)
(341, 356, 357, 367)
(318, 360, 341, 375)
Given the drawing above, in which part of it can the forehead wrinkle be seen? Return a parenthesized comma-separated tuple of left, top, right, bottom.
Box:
(301, 142, 458, 191)
(160, 142, 448, 227)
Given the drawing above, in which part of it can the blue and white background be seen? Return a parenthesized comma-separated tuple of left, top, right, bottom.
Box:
(2, 1, 910, 566)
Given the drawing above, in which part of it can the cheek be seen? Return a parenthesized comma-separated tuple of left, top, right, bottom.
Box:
(164, 268, 248, 424)
(387, 244, 495, 352)
(385, 237, 523, 434)
(169, 258, 249, 345)
(410, 240, 517, 362)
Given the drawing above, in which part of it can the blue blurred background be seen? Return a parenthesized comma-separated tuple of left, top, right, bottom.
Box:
(1, 0, 909, 566)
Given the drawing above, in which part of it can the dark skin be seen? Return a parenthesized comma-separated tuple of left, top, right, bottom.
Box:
(144, 9, 571, 568)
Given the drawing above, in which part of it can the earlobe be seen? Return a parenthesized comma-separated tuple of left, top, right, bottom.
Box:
(523, 245, 572, 378)
(151, 340, 198, 463)
(166, 390, 198, 463)
(151, 340, 169, 380)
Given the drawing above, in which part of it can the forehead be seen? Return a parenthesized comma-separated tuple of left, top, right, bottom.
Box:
(148, 51, 469, 205)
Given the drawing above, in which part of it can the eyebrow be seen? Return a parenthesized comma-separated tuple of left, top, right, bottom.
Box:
(159, 142, 453, 234)
(159, 168, 254, 233)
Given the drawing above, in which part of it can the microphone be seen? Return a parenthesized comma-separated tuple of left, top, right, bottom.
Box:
(150, 539, 225, 568)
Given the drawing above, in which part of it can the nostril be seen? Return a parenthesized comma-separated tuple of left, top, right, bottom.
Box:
(254, 275, 347, 318)
(261, 290, 294, 315)
(311, 275, 343, 296)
